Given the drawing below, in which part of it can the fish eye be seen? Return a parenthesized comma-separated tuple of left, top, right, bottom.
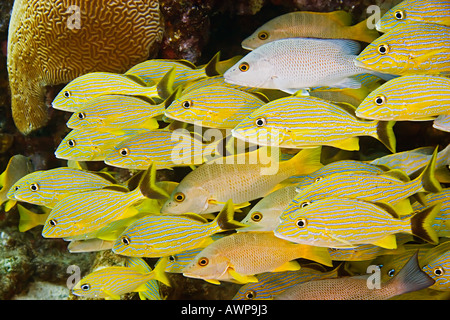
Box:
(48, 219, 57, 227)
(377, 44, 390, 55)
(14, 186, 19, 191)
(63, 91, 71, 98)
(182, 100, 192, 109)
(169, 255, 176, 262)
(119, 147, 130, 157)
(239, 62, 250, 72)
(67, 139, 76, 148)
(394, 10, 404, 20)
(121, 236, 131, 246)
(80, 284, 90, 291)
(251, 212, 263, 222)
(433, 266, 445, 277)
(245, 290, 256, 300)
(374, 95, 386, 106)
(258, 31, 269, 40)
(255, 118, 266, 127)
(198, 257, 209, 266)
(30, 183, 40, 191)
(174, 192, 185, 202)
(300, 201, 310, 208)
(77, 112, 86, 120)
(295, 218, 307, 228)
(314, 176, 323, 182)
(387, 268, 395, 277)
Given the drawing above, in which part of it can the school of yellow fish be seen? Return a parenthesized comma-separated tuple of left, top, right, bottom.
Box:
(2, 0, 450, 300)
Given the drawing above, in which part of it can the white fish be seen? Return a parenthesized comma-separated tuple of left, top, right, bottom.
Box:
(433, 115, 450, 132)
(224, 38, 390, 93)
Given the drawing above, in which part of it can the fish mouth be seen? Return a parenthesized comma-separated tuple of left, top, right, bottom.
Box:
(374, 20, 384, 33)
(353, 59, 369, 69)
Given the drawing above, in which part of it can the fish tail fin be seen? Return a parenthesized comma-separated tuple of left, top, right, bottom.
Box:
(151, 256, 171, 287)
(414, 147, 442, 194)
(375, 121, 396, 153)
(388, 251, 435, 295)
(17, 204, 48, 232)
(351, 19, 380, 43)
(215, 199, 248, 230)
(157, 67, 177, 100)
(300, 245, 333, 267)
(138, 162, 170, 200)
(290, 146, 323, 175)
(410, 203, 440, 245)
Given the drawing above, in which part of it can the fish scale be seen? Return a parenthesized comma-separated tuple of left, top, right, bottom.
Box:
(8, 167, 117, 208)
(165, 85, 266, 129)
(225, 38, 378, 92)
(356, 23, 450, 75)
(356, 75, 450, 121)
(232, 95, 395, 152)
(232, 267, 339, 300)
(376, 0, 450, 33)
(275, 197, 439, 249)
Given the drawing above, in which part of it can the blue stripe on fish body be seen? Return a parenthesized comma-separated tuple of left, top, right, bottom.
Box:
(275, 197, 411, 248)
(10, 167, 116, 208)
(113, 214, 223, 257)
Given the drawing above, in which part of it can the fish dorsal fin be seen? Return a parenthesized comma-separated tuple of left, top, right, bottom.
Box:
(101, 185, 130, 193)
(324, 10, 353, 26)
(157, 67, 177, 100)
(381, 169, 411, 182)
(163, 85, 184, 109)
(183, 213, 209, 223)
(173, 59, 197, 69)
(203, 52, 221, 77)
(324, 39, 361, 55)
(124, 74, 151, 87)
(248, 91, 270, 103)
(371, 201, 401, 219)
(93, 171, 118, 184)
(334, 101, 358, 117)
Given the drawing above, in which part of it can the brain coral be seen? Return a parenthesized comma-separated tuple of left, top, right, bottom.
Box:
(7, 0, 164, 135)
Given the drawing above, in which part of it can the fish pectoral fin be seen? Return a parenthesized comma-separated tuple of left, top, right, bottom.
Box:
(228, 267, 258, 284)
(333, 77, 361, 89)
(272, 260, 301, 272)
(326, 233, 356, 248)
(208, 199, 250, 210)
(4, 199, 16, 212)
(372, 234, 397, 249)
(327, 137, 360, 151)
(204, 279, 221, 285)
(102, 289, 121, 300)
(409, 49, 447, 65)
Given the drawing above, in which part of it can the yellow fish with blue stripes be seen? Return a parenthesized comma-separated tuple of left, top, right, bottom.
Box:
(42, 163, 168, 239)
(51, 68, 175, 112)
(72, 256, 170, 300)
(275, 197, 440, 249)
(232, 94, 396, 152)
(355, 23, 450, 75)
(369, 144, 450, 183)
(376, 0, 450, 33)
(9, 167, 117, 208)
(104, 129, 219, 170)
(65, 95, 161, 133)
(54, 129, 147, 161)
(283, 148, 441, 217)
(113, 200, 246, 257)
(356, 75, 450, 121)
(164, 85, 268, 129)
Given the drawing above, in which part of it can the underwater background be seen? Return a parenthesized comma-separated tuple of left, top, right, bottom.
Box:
(0, 0, 449, 300)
